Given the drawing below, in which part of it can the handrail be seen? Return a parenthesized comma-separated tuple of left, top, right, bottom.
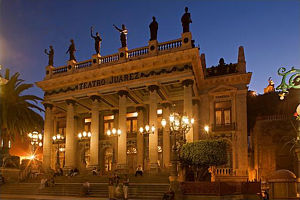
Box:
(99, 53, 119, 64)
(74, 60, 92, 70)
(158, 38, 182, 51)
(128, 46, 149, 58)
(52, 66, 68, 74)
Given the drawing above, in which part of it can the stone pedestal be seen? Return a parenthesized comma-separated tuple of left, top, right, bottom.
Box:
(45, 65, 54, 79)
(118, 47, 128, 60)
(148, 40, 158, 55)
(67, 60, 76, 73)
(181, 32, 192, 49)
(91, 53, 101, 65)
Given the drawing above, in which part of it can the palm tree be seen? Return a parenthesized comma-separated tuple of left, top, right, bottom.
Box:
(0, 68, 44, 155)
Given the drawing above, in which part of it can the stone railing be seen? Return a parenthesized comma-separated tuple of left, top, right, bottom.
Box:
(215, 168, 234, 176)
(99, 53, 120, 64)
(52, 65, 68, 75)
(256, 114, 290, 121)
(74, 60, 92, 70)
(158, 39, 182, 51)
(46, 36, 189, 78)
(128, 46, 149, 58)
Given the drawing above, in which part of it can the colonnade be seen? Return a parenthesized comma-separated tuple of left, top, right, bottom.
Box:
(42, 79, 194, 171)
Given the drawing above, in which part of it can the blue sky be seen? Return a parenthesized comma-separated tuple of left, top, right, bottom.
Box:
(1, 0, 299, 100)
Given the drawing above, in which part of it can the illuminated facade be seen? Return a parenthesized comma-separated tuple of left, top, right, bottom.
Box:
(36, 31, 251, 180)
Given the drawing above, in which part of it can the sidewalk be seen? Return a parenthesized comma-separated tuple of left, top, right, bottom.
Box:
(0, 194, 106, 200)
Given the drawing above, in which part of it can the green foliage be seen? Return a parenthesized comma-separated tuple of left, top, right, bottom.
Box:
(0, 69, 44, 143)
(180, 139, 227, 167)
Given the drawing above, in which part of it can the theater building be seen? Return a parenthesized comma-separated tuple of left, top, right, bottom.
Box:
(36, 31, 251, 180)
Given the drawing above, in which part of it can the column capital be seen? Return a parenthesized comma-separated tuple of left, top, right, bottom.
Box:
(90, 95, 101, 102)
(112, 109, 119, 115)
(161, 101, 172, 108)
(136, 105, 145, 112)
(118, 90, 128, 97)
(148, 85, 159, 93)
(192, 99, 199, 105)
(43, 103, 53, 110)
(66, 99, 76, 106)
(182, 79, 194, 87)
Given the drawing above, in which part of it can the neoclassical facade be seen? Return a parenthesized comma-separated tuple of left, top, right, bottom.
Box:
(36, 31, 251, 180)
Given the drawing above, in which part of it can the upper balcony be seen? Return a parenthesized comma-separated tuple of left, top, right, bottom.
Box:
(45, 32, 195, 80)
(205, 58, 238, 77)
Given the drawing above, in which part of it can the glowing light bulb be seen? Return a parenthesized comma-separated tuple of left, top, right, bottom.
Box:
(117, 129, 122, 135)
(204, 125, 209, 133)
(83, 131, 87, 137)
(57, 134, 61, 140)
(145, 125, 150, 132)
(191, 118, 195, 124)
(139, 127, 144, 133)
(151, 125, 155, 133)
(161, 119, 167, 127)
(52, 136, 56, 141)
(169, 115, 175, 122)
(107, 130, 111, 136)
(78, 133, 82, 138)
(112, 128, 116, 135)
(88, 132, 92, 137)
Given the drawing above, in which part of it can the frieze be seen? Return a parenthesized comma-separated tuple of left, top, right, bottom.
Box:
(45, 65, 192, 96)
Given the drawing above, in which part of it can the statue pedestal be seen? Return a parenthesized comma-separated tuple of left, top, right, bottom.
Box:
(45, 65, 54, 79)
(91, 54, 101, 65)
(118, 47, 128, 61)
(148, 40, 158, 55)
(181, 32, 193, 49)
(67, 60, 76, 72)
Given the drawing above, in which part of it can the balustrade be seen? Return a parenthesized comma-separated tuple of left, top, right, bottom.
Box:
(128, 47, 149, 58)
(48, 37, 189, 77)
(158, 39, 182, 51)
(215, 168, 234, 176)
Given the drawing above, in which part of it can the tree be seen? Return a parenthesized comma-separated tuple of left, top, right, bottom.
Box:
(0, 69, 44, 155)
(180, 139, 227, 181)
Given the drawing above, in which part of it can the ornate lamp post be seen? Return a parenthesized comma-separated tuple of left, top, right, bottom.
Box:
(52, 133, 65, 167)
(78, 131, 91, 166)
(276, 66, 300, 191)
(139, 125, 155, 135)
(161, 112, 194, 179)
(106, 128, 122, 137)
(27, 131, 43, 156)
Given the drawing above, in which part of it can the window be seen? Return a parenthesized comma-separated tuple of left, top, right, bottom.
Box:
(104, 118, 114, 134)
(127, 118, 137, 135)
(214, 101, 231, 126)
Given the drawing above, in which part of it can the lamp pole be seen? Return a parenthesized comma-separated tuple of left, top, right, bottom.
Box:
(27, 131, 43, 158)
(52, 133, 65, 167)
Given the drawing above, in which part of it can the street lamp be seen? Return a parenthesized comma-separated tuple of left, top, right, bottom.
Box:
(27, 131, 43, 155)
(161, 112, 194, 178)
(52, 133, 65, 167)
(106, 128, 122, 137)
(78, 131, 92, 166)
(139, 125, 155, 135)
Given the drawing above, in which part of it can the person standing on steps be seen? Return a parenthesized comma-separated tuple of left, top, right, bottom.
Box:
(123, 174, 129, 200)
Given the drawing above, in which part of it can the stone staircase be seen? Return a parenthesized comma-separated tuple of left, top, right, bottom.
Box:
(0, 173, 170, 199)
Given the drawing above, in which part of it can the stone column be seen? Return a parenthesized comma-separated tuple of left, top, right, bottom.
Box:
(148, 85, 159, 171)
(136, 106, 145, 169)
(89, 95, 101, 168)
(183, 79, 194, 142)
(235, 91, 248, 177)
(192, 100, 199, 141)
(117, 90, 128, 170)
(65, 99, 77, 169)
(162, 102, 171, 168)
(43, 103, 53, 170)
(112, 110, 119, 167)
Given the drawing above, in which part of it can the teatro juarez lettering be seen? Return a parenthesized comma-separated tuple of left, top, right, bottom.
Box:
(78, 72, 140, 90)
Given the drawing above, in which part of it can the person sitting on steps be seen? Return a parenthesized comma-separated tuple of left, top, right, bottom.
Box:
(135, 165, 143, 176)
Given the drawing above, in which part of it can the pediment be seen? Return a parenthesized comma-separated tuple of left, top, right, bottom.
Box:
(208, 85, 237, 94)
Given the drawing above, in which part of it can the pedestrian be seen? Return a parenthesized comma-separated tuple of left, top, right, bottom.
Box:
(135, 165, 143, 176)
(82, 180, 90, 196)
(123, 174, 129, 200)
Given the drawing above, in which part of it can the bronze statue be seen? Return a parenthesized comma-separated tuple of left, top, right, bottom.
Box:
(113, 24, 128, 48)
(66, 39, 76, 61)
(149, 16, 158, 41)
(44, 45, 54, 66)
(181, 7, 192, 33)
(90, 26, 102, 54)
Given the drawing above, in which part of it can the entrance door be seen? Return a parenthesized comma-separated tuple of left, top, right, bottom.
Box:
(104, 147, 113, 172)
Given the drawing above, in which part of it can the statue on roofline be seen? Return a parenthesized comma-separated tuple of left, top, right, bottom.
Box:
(44, 45, 54, 66)
(90, 26, 102, 55)
(149, 16, 158, 41)
(66, 39, 76, 61)
(113, 24, 128, 48)
(181, 7, 192, 33)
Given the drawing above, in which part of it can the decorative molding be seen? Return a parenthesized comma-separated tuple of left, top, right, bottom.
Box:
(66, 99, 76, 106)
(182, 79, 194, 87)
(148, 85, 159, 93)
(118, 90, 129, 97)
(90, 95, 101, 102)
